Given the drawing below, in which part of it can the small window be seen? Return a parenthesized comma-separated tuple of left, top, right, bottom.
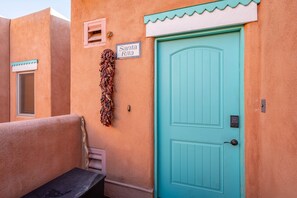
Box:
(17, 73, 34, 115)
(84, 18, 106, 48)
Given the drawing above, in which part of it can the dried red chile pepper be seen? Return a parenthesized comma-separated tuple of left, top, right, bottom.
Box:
(99, 49, 116, 126)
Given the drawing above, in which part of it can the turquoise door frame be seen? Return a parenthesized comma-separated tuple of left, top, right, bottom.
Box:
(154, 26, 245, 198)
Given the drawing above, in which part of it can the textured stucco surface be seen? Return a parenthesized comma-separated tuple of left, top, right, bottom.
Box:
(246, 1, 297, 197)
(50, 15, 70, 116)
(71, 0, 297, 197)
(0, 115, 82, 198)
(0, 17, 10, 123)
(244, 21, 262, 198)
(10, 9, 70, 121)
(10, 9, 52, 121)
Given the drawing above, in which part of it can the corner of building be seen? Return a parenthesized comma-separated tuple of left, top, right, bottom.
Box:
(50, 10, 71, 116)
(10, 8, 52, 121)
(0, 16, 11, 123)
(2, 7, 71, 122)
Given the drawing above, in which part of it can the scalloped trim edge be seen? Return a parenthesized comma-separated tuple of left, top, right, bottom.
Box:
(144, 0, 260, 24)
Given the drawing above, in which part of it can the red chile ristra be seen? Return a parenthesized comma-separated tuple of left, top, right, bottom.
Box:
(99, 49, 116, 126)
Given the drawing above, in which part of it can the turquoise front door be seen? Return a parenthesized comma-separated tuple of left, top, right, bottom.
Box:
(157, 31, 241, 198)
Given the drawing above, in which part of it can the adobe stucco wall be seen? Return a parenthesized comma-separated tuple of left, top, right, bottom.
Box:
(0, 115, 82, 198)
(10, 9, 70, 121)
(50, 15, 70, 116)
(0, 17, 10, 123)
(10, 9, 52, 121)
(245, 1, 297, 198)
(71, 0, 297, 198)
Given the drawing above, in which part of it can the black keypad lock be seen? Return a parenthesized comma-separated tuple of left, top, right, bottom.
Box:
(230, 115, 239, 128)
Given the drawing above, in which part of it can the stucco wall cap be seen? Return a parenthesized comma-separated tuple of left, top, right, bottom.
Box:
(50, 8, 70, 21)
(0, 15, 9, 19)
(10, 8, 51, 20)
(9, 7, 69, 21)
(144, 0, 260, 24)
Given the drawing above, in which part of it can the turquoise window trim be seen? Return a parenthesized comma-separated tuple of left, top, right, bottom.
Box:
(144, 0, 260, 24)
(11, 59, 38, 67)
(154, 25, 245, 198)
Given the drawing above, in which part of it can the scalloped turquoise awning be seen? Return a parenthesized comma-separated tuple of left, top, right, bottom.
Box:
(144, 0, 260, 24)
(11, 59, 38, 72)
(11, 59, 38, 67)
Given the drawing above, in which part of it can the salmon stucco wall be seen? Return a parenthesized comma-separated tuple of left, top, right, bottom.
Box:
(244, 21, 262, 198)
(10, 9, 52, 121)
(71, 0, 214, 197)
(50, 15, 70, 116)
(10, 8, 70, 121)
(71, 0, 297, 198)
(0, 17, 10, 123)
(245, 1, 297, 198)
(0, 115, 82, 198)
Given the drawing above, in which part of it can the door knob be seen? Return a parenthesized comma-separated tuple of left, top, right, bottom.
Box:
(224, 139, 238, 146)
